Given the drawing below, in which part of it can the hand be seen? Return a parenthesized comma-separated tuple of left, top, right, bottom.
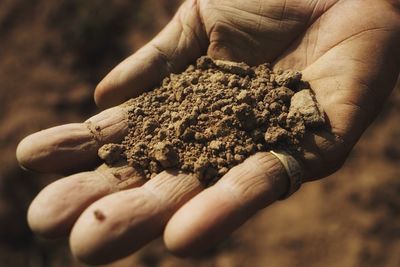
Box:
(17, 0, 400, 264)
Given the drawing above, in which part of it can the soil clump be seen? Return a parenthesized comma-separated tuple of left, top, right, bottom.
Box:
(99, 56, 325, 183)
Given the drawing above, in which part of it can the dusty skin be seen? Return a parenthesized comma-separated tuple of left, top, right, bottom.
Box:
(99, 56, 325, 184)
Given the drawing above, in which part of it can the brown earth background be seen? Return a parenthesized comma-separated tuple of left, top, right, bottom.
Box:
(0, 1, 399, 266)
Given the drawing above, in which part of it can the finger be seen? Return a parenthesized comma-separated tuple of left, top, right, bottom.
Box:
(164, 152, 288, 256)
(69, 171, 203, 265)
(94, 0, 207, 108)
(16, 106, 128, 174)
(27, 164, 145, 238)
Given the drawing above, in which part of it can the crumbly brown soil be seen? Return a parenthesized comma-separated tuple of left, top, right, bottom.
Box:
(98, 56, 325, 183)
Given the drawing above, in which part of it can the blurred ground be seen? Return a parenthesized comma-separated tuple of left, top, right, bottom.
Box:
(0, 1, 399, 266)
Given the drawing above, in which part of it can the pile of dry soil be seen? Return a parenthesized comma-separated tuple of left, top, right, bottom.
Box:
(98, 56, 325, 184)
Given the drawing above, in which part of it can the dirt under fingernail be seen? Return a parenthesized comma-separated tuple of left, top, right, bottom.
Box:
(98, 56, 325, 184)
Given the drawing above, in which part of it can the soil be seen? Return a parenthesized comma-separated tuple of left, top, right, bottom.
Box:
(99, 56, 325, 183)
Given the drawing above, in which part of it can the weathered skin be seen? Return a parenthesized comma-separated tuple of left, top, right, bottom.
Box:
(16, 0, 400, 264)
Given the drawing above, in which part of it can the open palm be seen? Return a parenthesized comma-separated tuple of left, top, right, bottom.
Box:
(17, 0, 400, 264)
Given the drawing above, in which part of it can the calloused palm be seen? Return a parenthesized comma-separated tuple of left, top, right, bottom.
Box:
(17, 0, 400, 265)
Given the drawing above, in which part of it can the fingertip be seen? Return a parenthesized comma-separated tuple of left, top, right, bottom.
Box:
(94, 76, 120, 109)
(69, 189, 156, 265)
(26, 175, 87, 239)
(16, 133, 47, 172)
(164, 187, 233, 257)
(69, 200, 112, 265)
(94, 81, 107, 109)
(27, 169, 127, 240)
(164, 207, 196, 257)
(16, 124, 99, 174)
(69, 219, 100, 265)
(16, 136, 30, 170)
(27, 185, 68, 238)
(164, 224, 200, 258)
(163, 213, 192, 257)
(93, 49, 151, 109)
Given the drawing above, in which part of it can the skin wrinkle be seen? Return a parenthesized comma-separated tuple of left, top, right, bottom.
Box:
(149, 8, 182, 74)
(310, 17, 321, 63)
(155, 0, 206, 72)
(254, 153, 286, 183)
(302, 63, 383, 141)
(84, 121, 103, 143)
(169, 16, 189, 63)
(218, 154, 283, 209)
(222, 3, 299, 23)
(216, 183, 249, 214)
(234, 174, 273, 204)
(94, 168, 120, 193)
(179, 1, 208, 55)
(276, 1, 381, 69)
(200, 0, 322, 63)
(220, 5, 302, 30)
(204, 4, 291, 40)
(348, 76, 380, 118)
(255, 0, 263, 33)
(304, 27, 311, 66)
(139, 185, 178, 223)
(212, 20, 263, 50)
(319, 28, 393, 60)
(84, 108, 128, 144)
(52, 131, 96, 151)
(171, 28, 185, 61)
(278, 0, 288, 30)
(134, 187, 164, 217)
(208, 21, 253, 60)
(218, 174, 266, 212)
(208, 19, 289, 63)
(280, 22, 393, 71)
(308, 0, 320, 24)
(174, 5, 188, 55)
(307, 0, 339, 25)
(143, 180, 169, 203)
(301, 138, 345, 180)
(328, 108, 364, 143)
(384, 0, 400, 12)
(114, 175, 144, 190)
(253, 153, 288, 200)
(144, 173, 202, 213)
(148, 43, 176, 76)
(194, 0, 208, 41)
(329, 75, 380, 134)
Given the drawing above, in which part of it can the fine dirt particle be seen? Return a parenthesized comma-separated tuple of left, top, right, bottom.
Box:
(288, 89, 325, 127)
(274, 70, 302, 88)
(98, 56, 326, 184)
(93, 210, 106, 221)
(151, 142, 180, 168)
(98, 144, 126, 165)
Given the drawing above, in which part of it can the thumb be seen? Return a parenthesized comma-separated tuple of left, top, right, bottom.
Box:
(95, 0, 207, 108)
